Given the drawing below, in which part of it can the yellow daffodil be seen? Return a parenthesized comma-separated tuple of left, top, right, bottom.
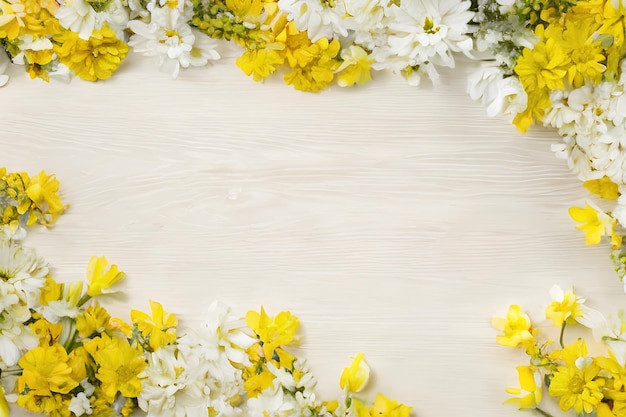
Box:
(339, 353, 370, 393)
(25, 170, 64, 215)
(369, 393, 412, 417)
(86, 255, 125, 297)
(243, 365, 275, 397)
(504, 365, 542, 409)
(246, 307, 299, 360)
(492, 304, 537, 352)
(569, 201, 617, 245)
(76, 303, 112, 338)
(584, 177, 619, 200)
(336, 45, 373, 87)
(130, 300, 177, 351)
(546, 285, 586, 327)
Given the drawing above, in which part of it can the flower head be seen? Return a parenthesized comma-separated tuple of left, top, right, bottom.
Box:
(85, 255, 125, 297)
(339, 353, 369, 393)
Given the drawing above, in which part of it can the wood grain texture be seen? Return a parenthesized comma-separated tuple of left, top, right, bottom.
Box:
(1, 54, 620, 417)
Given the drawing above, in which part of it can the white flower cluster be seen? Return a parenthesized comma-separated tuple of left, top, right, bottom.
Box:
(127, 0, 221, 78)
(247, 359, 330, 417)
(138, 301, 256, 417)
(546, 63, 626, 225)
(280, 0, 476, 85)
(0, 233, 47, 369)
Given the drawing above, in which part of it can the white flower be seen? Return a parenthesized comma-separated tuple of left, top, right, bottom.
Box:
(370, 0, 474, 83)
(56, 0, 130, 40)
(247, 382, 295, 417)
(127, 5, 220, 78)
(56, 0, 96, 40)
(342, 0, 389, 50)
(278, 0, 347, 42)
(468, 63, 527, 117)
(69, 392, 93, 416)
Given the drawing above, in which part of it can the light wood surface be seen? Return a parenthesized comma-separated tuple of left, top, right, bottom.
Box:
(2, 53, 620, 417)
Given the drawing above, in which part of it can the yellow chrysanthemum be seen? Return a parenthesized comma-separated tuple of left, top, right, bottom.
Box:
(569, 202, 617, 245)
(505, 365, 542, 409)
(17, 344, 80, 396)
(54, 23, 128, 81)
(369, 393, 412, 417)
(514, 26, 570, 93)
(130, 299, 177, 351)
(246, 307, 299, 360)
(86, 255, 125, 297)
(559, 18, 606, 88)
(339, 353, 370, 393)
(492, 304, 538, 352)
(548, 361, 604, 414)
(84, 333, 146, 402)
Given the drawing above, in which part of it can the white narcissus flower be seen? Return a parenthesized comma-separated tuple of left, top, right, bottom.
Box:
(55, 0, 130, 40)
(127, 4, 220, 78)
(468, 63, 527, 118)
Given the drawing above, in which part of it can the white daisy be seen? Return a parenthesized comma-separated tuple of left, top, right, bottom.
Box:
(370, 0, 474, 83)
(127, 4, 220, 78)
(278, 0, 348, 42)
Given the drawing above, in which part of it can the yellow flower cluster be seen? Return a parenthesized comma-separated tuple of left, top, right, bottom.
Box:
(191, 0, 371, 92)
(0, 167, 65, 231)
(494, 286, 626, 416)
(512, 0, 626, 131)
(0, 169, 413, 417)
(566, 177, 626, 283)
(0, 0, 128, 82)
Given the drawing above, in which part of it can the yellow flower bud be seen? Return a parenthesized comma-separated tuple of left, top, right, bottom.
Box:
(339, 353, 369, 393)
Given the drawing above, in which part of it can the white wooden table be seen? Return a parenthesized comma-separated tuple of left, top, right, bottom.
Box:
(2, 53, 619, 417)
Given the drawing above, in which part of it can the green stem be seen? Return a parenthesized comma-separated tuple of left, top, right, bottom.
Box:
(530, 407, 554, 417)
(559, 321, 566, 348)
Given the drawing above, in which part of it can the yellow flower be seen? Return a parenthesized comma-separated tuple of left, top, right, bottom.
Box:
(514, 26, 569, 93)
(54, 23, 128, 81)
(76, 303, 112, 338)
(346, 398, 369, 417)
(545, 285, 585, 327)
(243, 365, 275, 397)
(29, 314, 64, 346)
(584, 177, 619, 200)
(84, 333, 146, 402)
(17, 344, 80, 396)
(512, 89, 552, 133)
(339, 353, 370, 393)
(548, 360, 604, 414)
(0, 386, 8, 417)
(369, 394, 412, 417)
(246, 307, 299, 360)
(558, 18, 606, 88)
(86, 255, 125, 297)
(505, 365, 542, 409)
(0, 0, 26, 41)
(569, 201, 617, 245)
(283, 37, 341, 92)
(336, 45, 373, 87)
(236, 48, 284, 81)
(130, 300, 177, 351)
(492, 304, 537, 352)
(25, 170, 64, 215)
